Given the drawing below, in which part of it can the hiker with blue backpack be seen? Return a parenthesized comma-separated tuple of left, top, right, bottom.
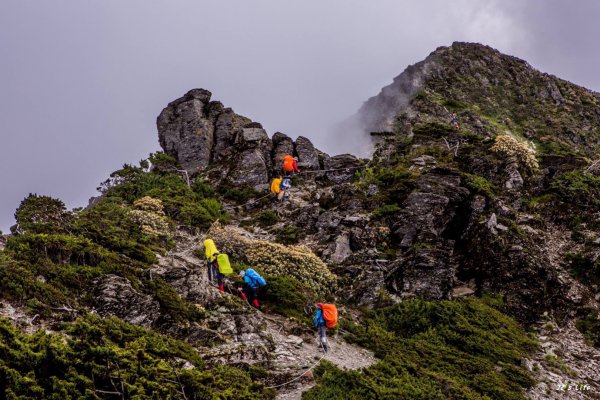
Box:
(238, 269, 267, 308)
(279, 177, 292, 203)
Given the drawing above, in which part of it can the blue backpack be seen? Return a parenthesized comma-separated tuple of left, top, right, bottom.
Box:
(280, 178, 291, 190)
(245, 268, 267, 287)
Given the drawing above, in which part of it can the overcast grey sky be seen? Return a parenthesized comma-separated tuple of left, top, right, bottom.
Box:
(1, 0, 600, 231)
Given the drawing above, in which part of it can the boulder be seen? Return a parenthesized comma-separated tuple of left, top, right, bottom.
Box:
(213, 108, 250, 161)
(93, 275, 161, 328)
(272, 132, 294, 169)
(295, 136, 320, 170)
(228, 148, 269, 188)
(324, 154, 363, 183)
(157, 89, 216, 173)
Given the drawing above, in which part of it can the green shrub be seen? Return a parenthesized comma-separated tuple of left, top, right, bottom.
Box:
(575, 309, 600, 348)
(255, 210, 279, 227)
(263, 274, 317, 320)
(101, 163, 226, 229)
(305, 298, 536, 400)
(222, 186, 259, 204)
(551, 170, 600, 210)
(275, 226, 306, 245)
(464, 173, 495, 198)
(371, 204, 401, 220)
(0, 315, 273, 399)
(144, 276, 206, 322)
(443, 98, 468, 110)
(13, 194, 72, 234)
(373, 166, 416, 205)
(73, 198, 158, 264)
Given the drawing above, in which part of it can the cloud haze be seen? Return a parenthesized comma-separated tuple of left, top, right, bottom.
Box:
(1, 1, 599, 230)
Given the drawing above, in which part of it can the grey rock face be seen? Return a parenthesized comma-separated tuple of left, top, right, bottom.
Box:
(330, 232, 352, 264)
(94, 275, 161, 328)
(504, 158, 524, 190)
(391, 171, 470, 300)
(213, 108, 249, 162)
(272, 132, 294, 171)
(324, 154, 364, 183)
(241, 127, 269, 143)
(295, 136, 320, 170)
(157, 89, 216, 173)
(228, 148, 269, 188)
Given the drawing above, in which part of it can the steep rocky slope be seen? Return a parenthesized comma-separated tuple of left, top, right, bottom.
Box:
(0, 42, 599, 399)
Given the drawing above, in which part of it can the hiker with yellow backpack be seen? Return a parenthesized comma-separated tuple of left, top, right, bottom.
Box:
(313, 303, 338, 353)
(203, 239, 233, 292)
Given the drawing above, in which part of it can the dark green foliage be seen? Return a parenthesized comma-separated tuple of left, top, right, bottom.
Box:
(73, 198, 159, 264)
(221, 186, 259, 204)
(262, 274, 316, 320)
(371, 204, 401, 220)
(0, 315, 272, 399)
(13, 194, 72, 234)
(6, 233, 111, 266)
(255, 210, 279, 227)
(305, 298, 536, 400)
(148, 151, 179, 172)
(463, 173, 495, 198)
(536, 137, 579, 157)
(566, 251, 600, 288)
(550, 170, 600, 210)
(443, 98, 467, 110)
(0, 252, 71, 314)
(275, 226, 306, 245)
(102, 164, 226, 229)
(575, 309, 600, 348)
(372, 166, 416, 206)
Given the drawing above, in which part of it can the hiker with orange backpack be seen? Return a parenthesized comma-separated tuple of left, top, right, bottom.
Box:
(313, 303, 338, 353)
(282, 154, 300, 175)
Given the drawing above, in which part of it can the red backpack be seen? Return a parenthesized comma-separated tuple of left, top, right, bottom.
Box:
(321, 304, 338, 328)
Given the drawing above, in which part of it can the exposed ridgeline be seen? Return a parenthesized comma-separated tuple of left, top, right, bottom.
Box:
(359, 41, 600, 155)
(157, 89, 363, 190)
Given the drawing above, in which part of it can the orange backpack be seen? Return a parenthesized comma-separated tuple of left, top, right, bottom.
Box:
(321, 304, 338, 328)
(282, 155, 294, 173)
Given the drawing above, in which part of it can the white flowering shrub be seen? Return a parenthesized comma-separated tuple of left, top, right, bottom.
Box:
(133, 196, 165, 213)
(491, 134, 539, 171)
(129, 196, 170, 237)
(209, 224, 337, 294)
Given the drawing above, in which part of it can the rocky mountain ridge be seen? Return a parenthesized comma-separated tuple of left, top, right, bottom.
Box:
(0, 42, 598, 399)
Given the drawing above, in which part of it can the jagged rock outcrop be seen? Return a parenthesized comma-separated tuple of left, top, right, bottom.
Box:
(157, 90, 331, 189)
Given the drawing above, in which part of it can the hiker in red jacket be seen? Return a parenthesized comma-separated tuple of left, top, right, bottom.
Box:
(282, 154, 300, 175)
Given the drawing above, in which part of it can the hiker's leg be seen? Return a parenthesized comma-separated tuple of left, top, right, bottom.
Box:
(217, 272, 224, 292)
(207, 261, 213, 283)
(210, 262, 218, 284)
(319, 325, 328, 352)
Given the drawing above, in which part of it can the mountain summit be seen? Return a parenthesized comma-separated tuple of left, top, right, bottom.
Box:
(360, 42, 600, 155)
